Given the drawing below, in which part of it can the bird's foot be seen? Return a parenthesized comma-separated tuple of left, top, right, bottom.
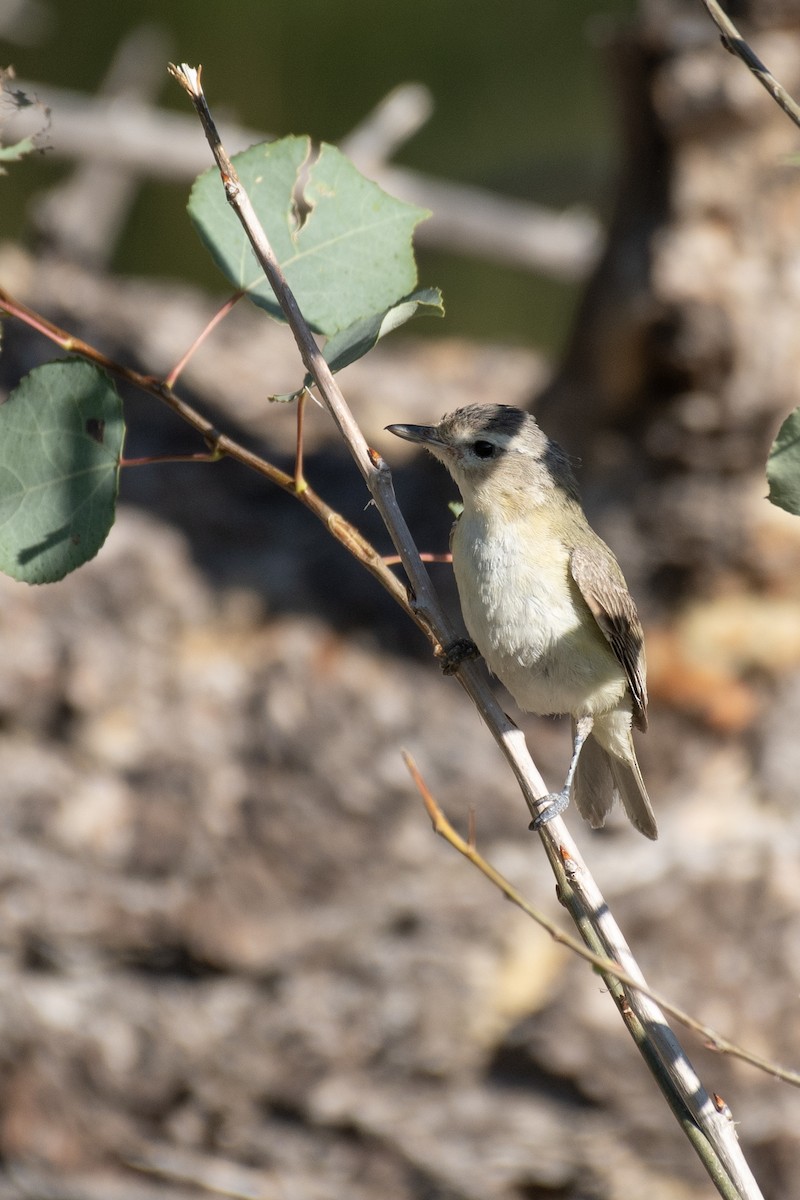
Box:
(437, 638, 479, 675)
(529, 715, 593, 830)
(529, 788, 570, 831)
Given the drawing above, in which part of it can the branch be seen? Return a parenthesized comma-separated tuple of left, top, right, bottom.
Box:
(169, 62, 765, 1200)
(0, 284, 413, 625)
(405, 753, 800, 1088)
(700, 0, 800, 131)
(165, 288, 245, 389)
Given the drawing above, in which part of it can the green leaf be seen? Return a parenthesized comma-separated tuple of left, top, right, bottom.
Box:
(767, 407, 800, 516)
(188, 136, 430, 335)
(271, 287, 444, 402)
(0, 360, 124, 583)
(323, 287, 444, 374)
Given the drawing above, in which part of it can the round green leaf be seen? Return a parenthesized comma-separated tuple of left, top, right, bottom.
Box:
(0, 359, 124, 583)
(188, 136, 430, 335)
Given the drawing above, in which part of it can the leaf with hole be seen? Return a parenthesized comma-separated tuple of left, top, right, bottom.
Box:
(0, 359, 124, 583)
(188, 136, 430, 335)
(767, 407, 800, 516)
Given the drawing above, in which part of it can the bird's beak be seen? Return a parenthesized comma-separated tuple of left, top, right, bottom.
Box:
(385, 422, 445, 449)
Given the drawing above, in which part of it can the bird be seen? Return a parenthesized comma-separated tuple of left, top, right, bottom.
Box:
(386, 403, 657, 839)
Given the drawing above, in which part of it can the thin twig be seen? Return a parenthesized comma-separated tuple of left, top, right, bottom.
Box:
(700, 0, 800, 131)
(294, 387, 308, 493)
(120, 451, 222, 467)
(405, 752, 800, 1087)
(169, 62, 765, 1200)
(166, 288, 244, 388)
(383, 552, 453, 565)
(0, 284, 414, 624)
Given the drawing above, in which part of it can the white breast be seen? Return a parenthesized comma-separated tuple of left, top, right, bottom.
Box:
(451, 508, 626, 718)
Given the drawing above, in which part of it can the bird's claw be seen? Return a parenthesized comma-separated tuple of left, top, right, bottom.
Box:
(529, 788, 570, 831)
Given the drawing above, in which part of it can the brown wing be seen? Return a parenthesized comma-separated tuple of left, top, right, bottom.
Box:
(569, 543, 648, 731)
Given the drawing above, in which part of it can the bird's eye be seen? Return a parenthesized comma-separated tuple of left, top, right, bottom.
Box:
(472, 440, 495, 459)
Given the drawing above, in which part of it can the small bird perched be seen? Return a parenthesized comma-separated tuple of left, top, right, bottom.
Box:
(386, 403, 657, 839)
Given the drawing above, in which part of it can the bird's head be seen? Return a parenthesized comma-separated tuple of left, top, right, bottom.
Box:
(386, 404, 578, 509)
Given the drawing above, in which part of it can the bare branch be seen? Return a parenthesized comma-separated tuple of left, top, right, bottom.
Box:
(406, 752, 800, 1088)
(169, 62, 765, 1200)
(165, 288, 245, 389)
(0, 283, 414, 624)
(700, 0, 800, 131)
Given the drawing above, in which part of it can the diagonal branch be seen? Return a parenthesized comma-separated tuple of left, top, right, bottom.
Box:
(169, 62, 765, 1200)
(0, 284, 413, 624)
(405, 753, 800, 1088)
(700, 0, 800, 131)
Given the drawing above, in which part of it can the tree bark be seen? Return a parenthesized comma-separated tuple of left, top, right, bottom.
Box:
(536, 0, 800, 611)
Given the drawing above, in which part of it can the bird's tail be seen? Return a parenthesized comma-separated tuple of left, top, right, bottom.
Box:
(573, 728, 658, 840)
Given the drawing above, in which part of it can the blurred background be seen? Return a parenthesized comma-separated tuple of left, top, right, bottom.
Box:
(2, 1, 800, 1198)
(2, 0, 634, 348)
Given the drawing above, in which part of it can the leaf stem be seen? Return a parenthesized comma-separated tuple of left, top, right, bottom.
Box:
(165, 288, 245, 389)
